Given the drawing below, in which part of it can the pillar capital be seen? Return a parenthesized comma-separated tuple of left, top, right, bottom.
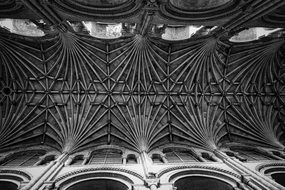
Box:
(145, 178, 160, 190)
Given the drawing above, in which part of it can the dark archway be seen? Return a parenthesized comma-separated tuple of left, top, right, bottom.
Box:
(67, 179, 128, 190)
(174, 176, 233, 190)
(272, 173, 285, 187)
(170, 0, 231, 10)
(0, 181, 18, 190)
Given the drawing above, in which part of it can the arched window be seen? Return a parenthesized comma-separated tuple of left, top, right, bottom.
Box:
(161, 25, 203, 41)
(70, 155, 84, 166)
(126, 154, 137, 164)
(89, 149, 122, 165)
(164, 148, 198, 163)
(66, 179, 128, 190)
(152, 154, 164, 164)
(231, 148, 275, 161)
(0, 181, 18, 190)
(153, 25, 216, 40)
(229, 27, 283, 42)
(39, 155, 55, 166)
(1, 151, 44, 166)
(83, 22, 122, 39)
(0, 19, 45, 37)
(174, 176, 233, 190)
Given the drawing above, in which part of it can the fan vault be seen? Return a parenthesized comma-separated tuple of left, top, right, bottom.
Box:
(0, 0, 285, 190)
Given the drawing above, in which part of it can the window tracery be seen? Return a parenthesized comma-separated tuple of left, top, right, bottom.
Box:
(1, 151, 44, 167)
(0, 0, 284, 189)
(88, 149, 122, 165)
(227, 148, 278, 162)
(163, 148, 199, 163)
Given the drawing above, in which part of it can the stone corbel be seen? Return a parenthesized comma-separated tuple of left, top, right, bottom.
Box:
(145, 178, 160, 190)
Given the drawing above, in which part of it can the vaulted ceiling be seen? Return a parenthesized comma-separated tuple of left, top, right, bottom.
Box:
(0, 0, 285, 154)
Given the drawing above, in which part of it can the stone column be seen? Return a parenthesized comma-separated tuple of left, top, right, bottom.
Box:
(20, 160, 56, 190)
(123, 155, 127, 165)
(197, 154, 207, 162)
(20, 153, 69, 190)
(64, 156, 74, 166)
(161, 154, 168, 164)
(140, 151, 153, 177)
(214, 150, 285, 190)
(209, 153, 222, 162)
(137, 155, 141, 164)
(82, 155, 89, 165)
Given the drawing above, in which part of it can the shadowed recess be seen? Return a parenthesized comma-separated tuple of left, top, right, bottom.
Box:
(272, 173, 285, 187)
(170, 0, 232, 10)
(73, 0, 128, 6)
(174, 176, 233, 190)
(67, 179, 128, 190)
(0, 181, 18, 190)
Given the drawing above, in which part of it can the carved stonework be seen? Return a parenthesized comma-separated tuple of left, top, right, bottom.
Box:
(0, 1, 285, 190)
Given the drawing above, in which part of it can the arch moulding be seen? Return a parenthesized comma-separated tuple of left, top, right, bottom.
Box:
(54, 167, 145, 190)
